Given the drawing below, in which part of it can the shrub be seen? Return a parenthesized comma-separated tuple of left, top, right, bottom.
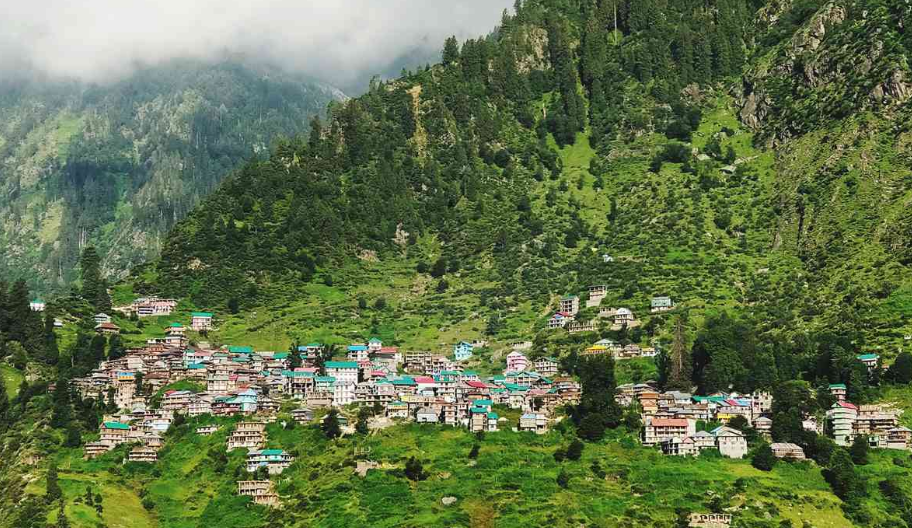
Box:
(751, 442, 777, 471)
(566, 439, 584, 461)
(405, 457, 427, 481)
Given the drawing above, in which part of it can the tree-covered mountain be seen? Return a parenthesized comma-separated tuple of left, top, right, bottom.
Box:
(151, 0, 909, 353)
(3, 0, 912, 527)
(0, 59, 343, 295)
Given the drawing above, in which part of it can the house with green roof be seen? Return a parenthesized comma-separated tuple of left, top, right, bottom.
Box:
(246, 449, 294, 474)
(857, 354, 880, 371)
(229, 346, 254, 354)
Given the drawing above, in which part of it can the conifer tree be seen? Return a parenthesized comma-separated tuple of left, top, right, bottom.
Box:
(55, 501, 70, 528)
(322, 409, 342, 439)
(442, 36, 460, 67)
(0, 374, 9, 434)
(46, 461, 62, 502)
(666, 316, 692, 391)
(79, 247, 111, 313)
(51, 377, 72, 429)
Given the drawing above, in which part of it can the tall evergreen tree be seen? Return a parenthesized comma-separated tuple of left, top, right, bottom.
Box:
(79, 247, 111, 313)
(574, 354, 623, 441)
(442, 36, 460, 67)
(666, 316, 692, 391)
(51, 376, 72, 429)
(46, 461, 62, 502)
(0, 374, 9, 434)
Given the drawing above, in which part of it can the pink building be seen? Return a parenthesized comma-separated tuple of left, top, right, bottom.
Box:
(505, 351, 529, 373)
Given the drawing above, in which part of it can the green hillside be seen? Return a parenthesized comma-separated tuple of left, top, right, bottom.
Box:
(0, 59, 342, 295)
(2, 0, 912, 527)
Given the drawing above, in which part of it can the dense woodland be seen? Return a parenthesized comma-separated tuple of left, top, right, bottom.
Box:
(2, 0, 912, 526)
(0, 60, 340, 294)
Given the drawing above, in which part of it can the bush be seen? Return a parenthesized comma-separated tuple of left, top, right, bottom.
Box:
(553, 448, 566, 463)
(850, 435, 869, 465)
(566, 439, 584, 461)
(751, 442, 777, 471)
(556, 468, 570, 489)
(405, 457, 427, 481)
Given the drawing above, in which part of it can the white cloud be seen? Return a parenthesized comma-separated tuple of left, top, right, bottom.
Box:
(0, 0, 511, 88)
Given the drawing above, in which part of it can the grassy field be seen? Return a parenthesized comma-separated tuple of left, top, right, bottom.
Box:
(1, 365, 23, 398)
(41, 412, 912, 528)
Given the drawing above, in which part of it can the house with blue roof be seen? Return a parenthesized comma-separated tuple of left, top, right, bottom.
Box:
(347, 344, 370, 361)
(454, 341, 474, 361)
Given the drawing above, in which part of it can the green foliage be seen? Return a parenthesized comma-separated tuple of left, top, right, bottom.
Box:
(850, 435, 870, 466)
(46, 460, 62, 502)
(322, 409, 342, 439)
(573, 354, 622, 441)
(751, 442, 777, 471)
(566, 438, 584, 461)
(404, 456, 427, 481)
(0, 60, 339, 295)
(556, 467, 570, 488)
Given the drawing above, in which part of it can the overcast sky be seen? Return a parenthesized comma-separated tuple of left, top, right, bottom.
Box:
(0, 0, 512, 91)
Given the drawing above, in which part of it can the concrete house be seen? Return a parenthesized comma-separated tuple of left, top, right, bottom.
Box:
(415, 407, 439, 423)
(857, 354, 879, 371)
(453, 341, 474, 362)
(559, 295, 580, 316)
(190, 312, 214, 331)
(827, 401, 859, 446)
(650, 296, 675, 313)
(518, 413, 548, 434)
(505, 351, 529, 373)
(711, 426, 748, 459)
(246, 449, 294, 475)
(770, 443, 806, 460)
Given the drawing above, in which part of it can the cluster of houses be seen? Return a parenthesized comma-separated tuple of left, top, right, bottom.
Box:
(824, 383, 910, 449)
(114, 296, 178, 318)
(582, 338, 657, 360)
(92, 310, 213, 338)
(547, 288, 674, 334)
(620, 384, 767, 459)
(623, 381, 910, 459)
(76, 333, 580, 458)
(83, 416, 168, 462)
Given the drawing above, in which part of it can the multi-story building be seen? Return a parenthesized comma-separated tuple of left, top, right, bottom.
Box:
(827, 401, 858, 446)
(227, 422, 267, 451)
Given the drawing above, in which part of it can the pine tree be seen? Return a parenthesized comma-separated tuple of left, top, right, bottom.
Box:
(46, 461, 62, 502)
(442, 36, 460, 67)
(51, 376, 72, 429)
(55, 501, 70, 528)
(0, 374, 9, 434)
(849, 435, 869, 465)
(322, 409, 342, 439)
(666, 316, 692, 391)
(79, 247, 111, 313)
(575, 354, 623, 441)
(404, 456, 426, 481)
(751, 442, 777, 471)
(43, 310, 59, 365)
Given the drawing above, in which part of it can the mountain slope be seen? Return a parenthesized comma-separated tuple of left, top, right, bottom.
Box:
(0, 59, 343, 295)
(147, 0, 910, 354)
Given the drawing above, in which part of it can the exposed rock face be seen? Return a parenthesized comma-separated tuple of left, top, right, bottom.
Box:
(739, 1, 910, 141)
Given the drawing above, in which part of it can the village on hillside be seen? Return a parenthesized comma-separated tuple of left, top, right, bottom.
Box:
(42, 288, 909, 513)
